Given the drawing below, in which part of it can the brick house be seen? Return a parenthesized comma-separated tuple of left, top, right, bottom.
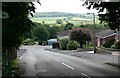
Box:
(96, 29, 120, 47)
(57, 30, 71, 38)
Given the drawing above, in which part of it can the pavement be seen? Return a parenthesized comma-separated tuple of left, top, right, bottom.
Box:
(17, 49, 26, 60)
(17, 45, 120, 78)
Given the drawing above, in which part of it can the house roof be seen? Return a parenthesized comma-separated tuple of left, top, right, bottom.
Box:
(96, 29, 115, 38)
(57, 30, 71, 36)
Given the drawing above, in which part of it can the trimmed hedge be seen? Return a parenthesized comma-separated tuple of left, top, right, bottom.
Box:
(58, 36, 70, 50)
(23, 38, 35, 45)
(66, 40, 80, 50)
(114, 41, 120, 49)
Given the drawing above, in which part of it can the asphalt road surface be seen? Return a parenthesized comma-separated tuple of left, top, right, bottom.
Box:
(19, 45, 119, 78)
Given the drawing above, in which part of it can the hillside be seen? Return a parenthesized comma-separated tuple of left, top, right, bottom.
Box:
(30, 12, 100, 24)
(31, 12, 92, 18)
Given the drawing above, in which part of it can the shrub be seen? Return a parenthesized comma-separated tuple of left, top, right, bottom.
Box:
(23, 38, 35, 45)
(111, 45, 115, 48)
(114, 41, 120, 49)
(103, 39, 115, 48)
(28, 39, 35, 45)
(66, 40, 80, 50)
(59, 36, 70, 50)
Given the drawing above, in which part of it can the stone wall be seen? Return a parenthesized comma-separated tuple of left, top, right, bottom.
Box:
(96, 47, 120, 55)
(77, 48, 93, 52)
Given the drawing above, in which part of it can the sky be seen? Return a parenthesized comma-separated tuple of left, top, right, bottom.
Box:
(34, 0, 99, 14)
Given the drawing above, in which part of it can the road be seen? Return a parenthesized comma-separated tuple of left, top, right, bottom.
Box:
(19, 45, 119, 78)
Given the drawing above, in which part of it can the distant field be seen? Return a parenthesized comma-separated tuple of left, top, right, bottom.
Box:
(30, 17, 99, 25)
(31, 17, 65, 24)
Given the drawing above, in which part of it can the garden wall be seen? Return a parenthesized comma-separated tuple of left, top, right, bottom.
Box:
(96, 47, 120, 55)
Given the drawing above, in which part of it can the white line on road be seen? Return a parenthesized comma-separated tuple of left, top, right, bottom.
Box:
(19, 56, 23, 60)
(56, 60, 60, 62)
(81, 73, 91, 78)
(61, 62, 74, 70)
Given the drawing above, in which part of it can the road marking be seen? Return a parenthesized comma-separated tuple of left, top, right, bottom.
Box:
(81, 73, 91, 78)
(61, 62, 74, 70)
(56, 60, 60, 62)
(19, 56, 23, 60)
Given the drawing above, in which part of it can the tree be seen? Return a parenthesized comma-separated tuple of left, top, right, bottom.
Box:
(2, 3, 35, 48)
(70, 28, 91, 48)
(2, 2, 40, 77)
(24, 31, 33, 39)
(56, 19, 63, 24)
(32, 24, 50, 42)
(80, 24, 85, 28)
(83, 2, 120, 31)
(64, 22, 74, 30)
(48, 26, 60, 39)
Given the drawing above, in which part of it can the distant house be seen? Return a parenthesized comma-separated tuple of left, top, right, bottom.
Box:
(57, 28, 92, 39)
(57, 30, 71, 38)
(96, 29, 120, 47)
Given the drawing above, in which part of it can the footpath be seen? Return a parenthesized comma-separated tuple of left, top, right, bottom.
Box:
(17, 49, 26, 60)
(45, 48, 120, 68)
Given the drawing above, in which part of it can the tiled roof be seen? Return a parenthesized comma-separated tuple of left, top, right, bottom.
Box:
(57, 30, 71, 36)
(96, 29, 115, 38)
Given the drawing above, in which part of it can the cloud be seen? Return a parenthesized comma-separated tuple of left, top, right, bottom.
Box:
(34, 0, 98, 13)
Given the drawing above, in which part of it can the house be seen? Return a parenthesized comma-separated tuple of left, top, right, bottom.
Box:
(57, 28, 92, 39)
(57, 30, 71, 38)
(96, 29, 120, 47)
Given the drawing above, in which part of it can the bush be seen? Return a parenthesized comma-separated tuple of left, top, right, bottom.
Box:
(114, 41, 120, 49)
(66, 40, 80, 50)
(111, 45, 115, 48)
(59, 36, 70, 50)
(103, 39, 115, 48)
(28, 39, 35, 45)
(23, 38, 35, 45)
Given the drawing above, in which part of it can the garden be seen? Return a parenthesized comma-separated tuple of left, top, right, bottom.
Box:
(52, 28, 93, 50)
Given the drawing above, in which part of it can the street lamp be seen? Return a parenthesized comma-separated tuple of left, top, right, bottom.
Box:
(87, 13, 96, 53)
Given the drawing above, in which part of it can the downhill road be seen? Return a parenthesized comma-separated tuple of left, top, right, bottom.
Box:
(19, 45, 119, 78)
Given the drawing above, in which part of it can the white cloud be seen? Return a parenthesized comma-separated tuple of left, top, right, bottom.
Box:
(34, 0, 98, 14)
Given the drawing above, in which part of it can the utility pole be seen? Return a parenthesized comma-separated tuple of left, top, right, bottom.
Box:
(87, 13, 96, 53)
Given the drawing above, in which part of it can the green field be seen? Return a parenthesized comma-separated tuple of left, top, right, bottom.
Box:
(31, 17, 65, 24)
(30, 17, 100, 25)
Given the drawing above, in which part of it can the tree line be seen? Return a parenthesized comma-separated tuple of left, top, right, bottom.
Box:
(31, 12, 92, 18)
